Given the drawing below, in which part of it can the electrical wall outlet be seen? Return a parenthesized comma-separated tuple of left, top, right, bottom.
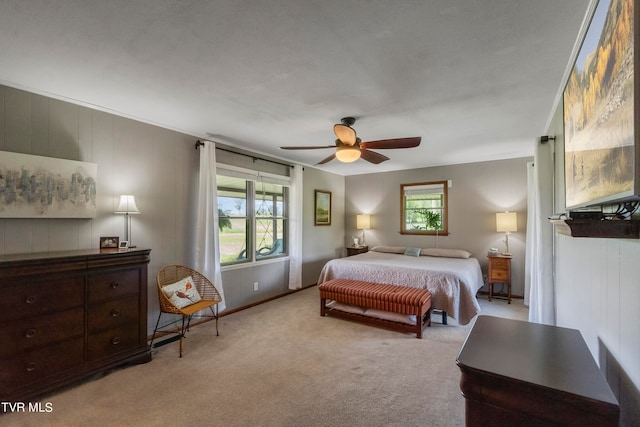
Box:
(483, 274, 488, 283)
(253, 282, 259, 291)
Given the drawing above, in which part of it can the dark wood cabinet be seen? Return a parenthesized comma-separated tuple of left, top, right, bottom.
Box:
(457, 316, 619, 426)
(346, 246, 368, 256)
(0, 248, 151, 403)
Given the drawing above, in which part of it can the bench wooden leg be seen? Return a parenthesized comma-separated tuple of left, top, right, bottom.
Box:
(320, 298, 326, 316)
(416, 308, 432, 339)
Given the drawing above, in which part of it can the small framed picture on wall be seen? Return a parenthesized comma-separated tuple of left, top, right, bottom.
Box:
(314, 190, 331, 226)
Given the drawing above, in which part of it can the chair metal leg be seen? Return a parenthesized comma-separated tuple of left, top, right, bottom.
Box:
(149, 312, 163, 349)
(179, 316, 187, 358)
(209, 304, 219, 336)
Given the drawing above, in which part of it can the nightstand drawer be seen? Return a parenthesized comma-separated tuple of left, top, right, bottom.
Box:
(490, 270, 509, 281)
(491, 259, 509, 269)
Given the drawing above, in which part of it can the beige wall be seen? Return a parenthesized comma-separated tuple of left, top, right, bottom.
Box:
(0, 85, 343, 333)
(345, 157, 531, 296)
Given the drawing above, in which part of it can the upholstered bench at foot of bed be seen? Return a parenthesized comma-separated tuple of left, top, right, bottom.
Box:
(318, 279, 432, 338)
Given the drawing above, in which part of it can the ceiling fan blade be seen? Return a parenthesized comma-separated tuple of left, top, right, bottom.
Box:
(280, 145, 335, 150)
(316, 153, 337, 165)
(360, 149, 389, 164)
(360, 137, 421, 150)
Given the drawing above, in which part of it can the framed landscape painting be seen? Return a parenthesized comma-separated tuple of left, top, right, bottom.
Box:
(563, 0, 639, 209)
(314, 190, 331, 226)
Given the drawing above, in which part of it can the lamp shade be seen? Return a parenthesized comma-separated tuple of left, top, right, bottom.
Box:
(335, 144, 361, 163)
(115, 195, 140, 214)
(496, 211, 517, 232)
(356, 214, 371, 230)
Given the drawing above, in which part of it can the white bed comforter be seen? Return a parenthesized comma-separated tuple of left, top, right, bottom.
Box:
(317, 251, 484, 325)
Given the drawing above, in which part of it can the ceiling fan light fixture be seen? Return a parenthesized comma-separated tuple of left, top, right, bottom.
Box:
(335, 144, 361, 163)
(333, 124, 357, 145)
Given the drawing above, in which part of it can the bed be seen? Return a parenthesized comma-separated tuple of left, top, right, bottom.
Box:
(317, 246, 484, 325)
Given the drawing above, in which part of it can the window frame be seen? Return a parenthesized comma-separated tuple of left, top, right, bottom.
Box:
(400, 180, 449, 236)
(217, 165, 290, 267)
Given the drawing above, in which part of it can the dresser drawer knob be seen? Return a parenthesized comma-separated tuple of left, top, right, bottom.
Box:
(25, 328, 38, 338)
(26, 362, 37, 372)
(112, 337, 121, 345)
(110, 282, 120, 289)
(25, 295, 37, 304)
(111, 309, 121, 317)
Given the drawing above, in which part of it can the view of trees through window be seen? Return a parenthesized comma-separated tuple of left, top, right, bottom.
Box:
(401, 181, 448, 235)
(217, 175, 287, 264)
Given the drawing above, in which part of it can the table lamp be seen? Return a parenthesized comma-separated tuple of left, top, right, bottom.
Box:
(356, 214, 371, 246)
(115, 195, 140, 248)
(496, 211, 517, 256)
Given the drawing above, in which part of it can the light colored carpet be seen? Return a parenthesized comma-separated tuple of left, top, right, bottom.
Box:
(3, 287, 527, 427)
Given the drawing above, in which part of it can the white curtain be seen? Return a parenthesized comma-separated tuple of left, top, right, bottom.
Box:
(288, 165, 303, 290)
(526, 139, 555, 325)
(524, 162, 535, 307)
(194, 141, 226, 312)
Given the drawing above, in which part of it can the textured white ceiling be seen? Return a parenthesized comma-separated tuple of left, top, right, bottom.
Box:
(0, 0, 592, 175)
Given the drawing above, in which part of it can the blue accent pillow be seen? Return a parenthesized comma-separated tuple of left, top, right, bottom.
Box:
(404, 247, 421, 257)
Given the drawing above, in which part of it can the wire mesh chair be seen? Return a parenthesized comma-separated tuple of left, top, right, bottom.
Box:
(150, 265, 222, 357)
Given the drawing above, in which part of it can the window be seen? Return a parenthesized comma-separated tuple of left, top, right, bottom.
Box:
(217, 170, 288, 265)
(401, 181, 449, 235)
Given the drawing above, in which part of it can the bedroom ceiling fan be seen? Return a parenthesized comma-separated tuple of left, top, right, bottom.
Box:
(280, 117, 421, 165)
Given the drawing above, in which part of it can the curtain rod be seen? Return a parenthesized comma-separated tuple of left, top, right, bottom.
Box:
(195, 140, 293, 168)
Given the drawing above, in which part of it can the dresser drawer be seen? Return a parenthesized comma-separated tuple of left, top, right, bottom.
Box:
(87, 325, 140, 361)
(88, 269, 140, 303)
(0, 277, 84, 323)
(88, 296, 139, 333)
(0, 337, 84, 392)
(0, 308, 84, 357)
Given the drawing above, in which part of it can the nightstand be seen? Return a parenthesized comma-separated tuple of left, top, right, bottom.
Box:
(487, 255, 511, 303)
(346, 246, 368, 256)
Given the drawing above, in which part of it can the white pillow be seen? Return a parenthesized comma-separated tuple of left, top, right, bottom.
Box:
(162, 276, 202, 309)
(371, 245, 406, 254)
(421, 248, 472, 259)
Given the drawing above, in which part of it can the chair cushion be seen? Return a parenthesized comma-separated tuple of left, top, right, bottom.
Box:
(162, 276, 202, 309)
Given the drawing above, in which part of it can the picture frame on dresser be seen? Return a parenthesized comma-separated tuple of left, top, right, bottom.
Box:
(563, 0, 639, 209)
(100, 236, 119, 249)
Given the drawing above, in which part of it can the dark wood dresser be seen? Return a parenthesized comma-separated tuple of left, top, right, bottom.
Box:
(456, 316, 619, 426)
(0, 248, 152, 403)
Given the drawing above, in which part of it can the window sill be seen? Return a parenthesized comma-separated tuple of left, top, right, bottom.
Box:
(221, 255, 289, 272)
(400, 231, 450, 236)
